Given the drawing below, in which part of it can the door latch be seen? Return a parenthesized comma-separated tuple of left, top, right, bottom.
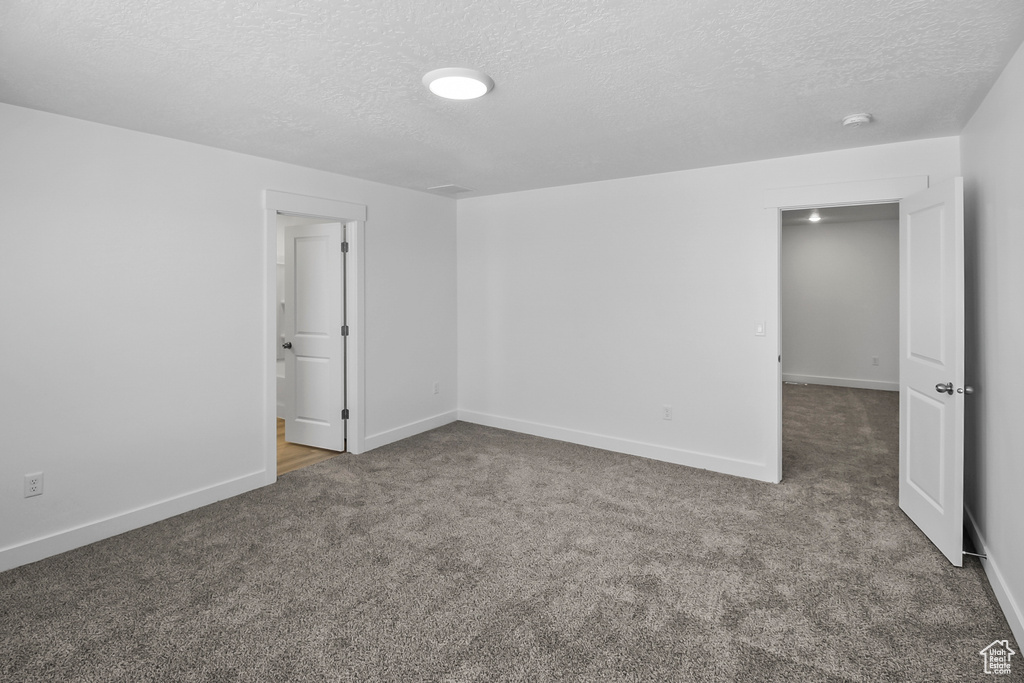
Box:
(935, 382, 973, 395)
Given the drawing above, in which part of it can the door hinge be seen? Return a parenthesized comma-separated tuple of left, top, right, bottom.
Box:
(341, 325, 349, 336)
(342, 408, 349, 419)
(341, 241, 349, 253)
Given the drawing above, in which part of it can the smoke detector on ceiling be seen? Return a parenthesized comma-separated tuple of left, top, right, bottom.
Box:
(842, 113, 873, 128)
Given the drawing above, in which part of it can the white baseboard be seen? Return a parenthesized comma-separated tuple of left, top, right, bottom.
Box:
(363, 410, 458, 452)
(0, 471, 267, 573)
(782, 373, 898, 392)
(965, 507, 1024, 648)
(457, 410, 777, 483)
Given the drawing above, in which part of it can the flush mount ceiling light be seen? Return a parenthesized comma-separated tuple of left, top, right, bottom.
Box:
(808, 210, 822, 223)
(842, 113, 873, 128)
(423, 67, 494, 100)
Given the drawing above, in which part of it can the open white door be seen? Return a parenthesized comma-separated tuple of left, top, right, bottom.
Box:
(899, 177, 965, 566)
(283, 222, 345, 451)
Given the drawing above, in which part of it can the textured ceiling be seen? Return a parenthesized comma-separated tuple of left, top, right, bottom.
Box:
(2, 1, 1023, 197)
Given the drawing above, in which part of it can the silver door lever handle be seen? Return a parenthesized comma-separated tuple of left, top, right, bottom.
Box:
(935, 382, 954, 395)
(282, 342, 292, 349)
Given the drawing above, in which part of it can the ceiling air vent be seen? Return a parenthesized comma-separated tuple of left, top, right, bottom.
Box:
(427, 184, 473, 196)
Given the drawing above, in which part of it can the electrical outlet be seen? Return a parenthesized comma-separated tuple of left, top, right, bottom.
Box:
(872, 356, 879, 366)
(433, 381, 440, 395)
(24, 472, 43, 498)
(662, 405, 673, 421)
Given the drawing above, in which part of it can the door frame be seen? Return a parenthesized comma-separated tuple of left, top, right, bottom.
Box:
(263, 190, 367, 485)
(764, 175, 929, 482)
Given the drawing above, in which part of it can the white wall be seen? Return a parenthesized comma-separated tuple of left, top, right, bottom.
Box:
(781, 218, 899, 391)
(458, 137, 960, 482)
(0, 103, 457, 571)
(961, 39, 1024, 646)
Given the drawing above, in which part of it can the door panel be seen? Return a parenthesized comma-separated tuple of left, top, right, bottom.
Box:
(907, 206, 945, 365)
(899, 178, 965, 566)
(294, 356, 331, 425)
(284, 223, 345, 451)
(905, 389, 945, 509)
(295, 236, 330, 333)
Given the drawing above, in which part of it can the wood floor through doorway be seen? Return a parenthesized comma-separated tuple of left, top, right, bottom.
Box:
(277, 418, 343, 476)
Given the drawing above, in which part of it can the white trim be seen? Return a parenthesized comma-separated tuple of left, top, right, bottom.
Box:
(262, 190, 367, 477)
(0, 472, 265, 573)
(965, 507, 1024, 647)
(344, 218, 367, 454)
(782, 374, 899, 392)
(458, 411, 777, 483)
(265, 190, 366, 222)
(764, 176, 929, 209)
(765, 176, 930, 483)
(771, 207, 783, 483)
(362, 411, 459, 452)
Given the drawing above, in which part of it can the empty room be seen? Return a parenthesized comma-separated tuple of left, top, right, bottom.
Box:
(2, 1, 1023, 681)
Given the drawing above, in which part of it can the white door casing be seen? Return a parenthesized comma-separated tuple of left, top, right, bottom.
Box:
(284, 222, 345, 451)
(898, 177, 965, 567)
(765, 175, 931, 484)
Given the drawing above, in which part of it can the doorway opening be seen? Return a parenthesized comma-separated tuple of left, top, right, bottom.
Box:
(275, 215, 347, 475)
(768, 175, 967, 566)
(263, 190, 367, 485)
(765, 174, 928, 484)
(779, 203, 900, 493)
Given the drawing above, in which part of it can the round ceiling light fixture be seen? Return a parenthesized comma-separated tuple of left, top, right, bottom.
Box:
(808, 210, 822, 223)
(842, 113, 873, 128)
(423, 67, 494, 100)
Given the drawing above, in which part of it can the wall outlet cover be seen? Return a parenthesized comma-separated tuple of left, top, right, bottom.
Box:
(24, 472, 44, 498)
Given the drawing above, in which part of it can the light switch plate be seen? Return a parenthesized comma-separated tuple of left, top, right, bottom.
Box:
(755, 322, 766, 336)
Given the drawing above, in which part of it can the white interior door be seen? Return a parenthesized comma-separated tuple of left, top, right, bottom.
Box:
(899, 177, 965, 566)
(284, 222, 345, 451)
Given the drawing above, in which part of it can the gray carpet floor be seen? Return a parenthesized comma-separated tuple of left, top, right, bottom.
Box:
(1, 384, 1018, 681)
